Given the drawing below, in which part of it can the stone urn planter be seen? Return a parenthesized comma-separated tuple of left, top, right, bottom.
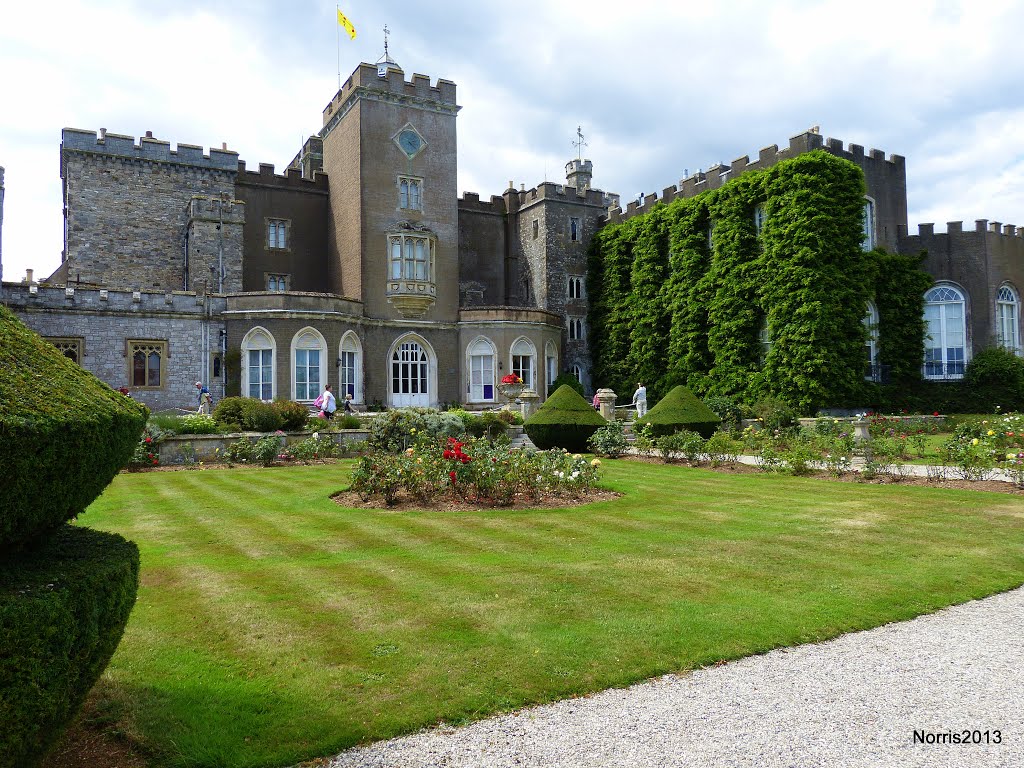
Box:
(496, 375, 526, 407)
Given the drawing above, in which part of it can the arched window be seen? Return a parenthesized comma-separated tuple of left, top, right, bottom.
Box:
(863, 197, 876, 251)
(467, 337, 496, 402)
(242, 327, 275, 401)
(864, 301, 880, 380)
(571, 363, 584, 387)
(292, 328, 326, 401)
(511, 337, 536, 390)
(997, 285, 1020, 355)
(339, 331, 363, 402)
(924, 285, 966, 379)
(754, 205, 766, 234)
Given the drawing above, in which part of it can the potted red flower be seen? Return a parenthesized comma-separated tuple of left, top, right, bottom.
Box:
(497, 373, 525, 403)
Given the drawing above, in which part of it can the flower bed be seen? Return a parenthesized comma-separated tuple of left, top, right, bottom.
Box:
(349, 437, 602, 507)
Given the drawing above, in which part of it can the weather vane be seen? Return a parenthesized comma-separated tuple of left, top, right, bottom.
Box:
(573, 125, 587, 161)
(383, 24, 390, 58)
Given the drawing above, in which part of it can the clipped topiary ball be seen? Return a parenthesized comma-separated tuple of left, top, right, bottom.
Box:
(638, 385, 721, 438)
(524, 384, 607, 452)
(0, 305, 148, 550)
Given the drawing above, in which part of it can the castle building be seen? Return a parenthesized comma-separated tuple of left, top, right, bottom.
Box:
(1, 60, 1023, 410)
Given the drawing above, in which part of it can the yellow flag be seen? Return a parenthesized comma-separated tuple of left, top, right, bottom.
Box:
(337, 8, 357, 40)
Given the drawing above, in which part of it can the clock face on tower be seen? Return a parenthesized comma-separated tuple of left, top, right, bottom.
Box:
(394, 125, 426, 159)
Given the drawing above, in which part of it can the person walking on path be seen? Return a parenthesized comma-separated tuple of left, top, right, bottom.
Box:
(632, 382, 647, 418)
(320, 384, 337, 420)
(195, 381, 212, 415)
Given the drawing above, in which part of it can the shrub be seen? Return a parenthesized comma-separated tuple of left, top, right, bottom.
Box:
(589, 420, 629, 458)
(273, 400, 312, 432)
(780, 436, 818, 476)
(549, 372, 585, 398)
(0, 305, 147, 550)
(212, 396, 247, 430)
(176, 414, 219, 435)
(750, 396, 798, 431)
(0, 526, 139, 768)
(704, 432, 740, 466)
(239, 399, 284, 433)
(496, 409, 524, 426)
(225, 438, 257, 464)
(337, 414, 362, 430)
(655, 429, 704, 464)
(524, 385, 607, 452)
(367, 408, 466, 452)
(964, 347, 1024, 410)
(287, 434, 339, 462)
(704, 396, 743, 435)
(637, 386, 721, 438)
(350, 438, 601, 506)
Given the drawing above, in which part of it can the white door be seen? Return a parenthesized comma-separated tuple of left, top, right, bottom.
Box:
(391, 341, 429, 407)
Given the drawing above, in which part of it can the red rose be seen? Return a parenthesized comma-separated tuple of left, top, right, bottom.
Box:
(145, 437, 152, 444)
(449, 471, 457, 482)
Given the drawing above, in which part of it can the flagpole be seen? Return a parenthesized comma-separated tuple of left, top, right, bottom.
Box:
(336, 4, 341, 91)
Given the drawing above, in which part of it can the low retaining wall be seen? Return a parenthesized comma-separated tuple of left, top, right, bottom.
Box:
(157, 430, 370, 464)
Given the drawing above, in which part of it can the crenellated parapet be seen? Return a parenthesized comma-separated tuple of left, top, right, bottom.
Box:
(606, 129, 906, 224)
(237, 160, 328, 192)
(516, 181, 617, 211)
(457, 192, 507, 214)
(321, 64, 459, 137)
(61, 128, 239, 172)
(0, 282, 228, 314)
(900, 220, 1024, 240)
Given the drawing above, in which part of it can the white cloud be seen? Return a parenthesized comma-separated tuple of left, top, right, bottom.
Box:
(3, 0, 1024, 280)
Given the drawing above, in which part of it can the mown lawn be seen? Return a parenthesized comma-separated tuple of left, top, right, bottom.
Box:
(78, 462, 1024, 768)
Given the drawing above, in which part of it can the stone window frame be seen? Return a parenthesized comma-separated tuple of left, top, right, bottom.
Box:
(863, 197, 876, 251)
(126, 339, 168, 390)
(997, 283, 1021, 355)
(510, 336, 536, 391)
(923, 283, 968, 380)
(568, 316, 585, 341)
(48, 337, 84, 365)
(387, 232, 435, 282)
(266, 218, 290, 250)
(570, 217, 580, 242)
(754, 205, 767, 235)
(265, 273, 289, 292)
(398, 175, 424, 211)
(567, 275, 584, 301)
(532, 219, 539, 239)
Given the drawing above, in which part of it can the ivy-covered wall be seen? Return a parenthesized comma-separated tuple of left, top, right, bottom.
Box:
(588, 150, 931, 413)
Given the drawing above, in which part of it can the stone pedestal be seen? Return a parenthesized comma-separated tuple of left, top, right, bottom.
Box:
(852, 418, 871, 444)
(596, 388, 617, 421)
(519, 388, 540, 419)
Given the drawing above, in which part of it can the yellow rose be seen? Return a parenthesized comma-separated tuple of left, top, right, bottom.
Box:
(971, 438, 979, 445)
(987, 430, 995, 436)
(591, 458, 601, 467)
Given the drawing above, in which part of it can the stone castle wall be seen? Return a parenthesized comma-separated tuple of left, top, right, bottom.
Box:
(3, 283, 226, 411)
(61, 129, 239, 290)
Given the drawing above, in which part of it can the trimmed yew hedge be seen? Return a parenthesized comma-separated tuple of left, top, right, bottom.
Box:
(638, 385, 721, 438)
(0, 526, 139, 768)
(0, 304, 147, 550)
(525, 385, 607, 452)
(0, 305, 143, 767)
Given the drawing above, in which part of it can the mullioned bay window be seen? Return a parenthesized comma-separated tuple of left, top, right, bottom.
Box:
(388, 234, 434, 282)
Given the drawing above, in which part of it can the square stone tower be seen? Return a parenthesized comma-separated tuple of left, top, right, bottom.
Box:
(320, 63, 460, 322)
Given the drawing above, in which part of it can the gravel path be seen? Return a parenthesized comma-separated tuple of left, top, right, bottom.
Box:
(327, 586, 1024, 768)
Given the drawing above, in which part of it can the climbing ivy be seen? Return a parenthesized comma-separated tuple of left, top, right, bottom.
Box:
(588, 150, 933, 413)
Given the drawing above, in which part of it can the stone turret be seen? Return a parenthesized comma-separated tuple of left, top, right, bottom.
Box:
(566, 158, 592, 193)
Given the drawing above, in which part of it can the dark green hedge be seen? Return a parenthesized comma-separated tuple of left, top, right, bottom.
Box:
(0, 305, 147, 551)
(525, 384, 607, 452)
(0, 525, 140, 768)
(588, 151, 933, 414)
(638, 385, 722, 437)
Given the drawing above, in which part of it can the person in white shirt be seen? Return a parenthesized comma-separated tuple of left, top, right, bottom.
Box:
(632, 382, 647, 418)
(321, 384, 337, 420)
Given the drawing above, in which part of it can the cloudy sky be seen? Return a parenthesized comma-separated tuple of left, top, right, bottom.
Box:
(2, 0, 1024, 282)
